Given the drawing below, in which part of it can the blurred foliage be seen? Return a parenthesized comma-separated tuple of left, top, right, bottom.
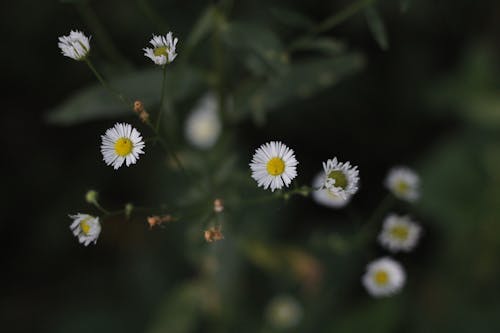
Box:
(3, 0, 500, 332)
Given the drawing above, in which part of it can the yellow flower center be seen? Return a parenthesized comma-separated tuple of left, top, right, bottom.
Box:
(374, 270, 389, 286)
(328, 170, 348, 189)
(390, 225, 409, 240)
(266, 157, 285, 176)
(114, 138, 133, 157)
(153, 46, 169, 57)
(80, 218, 92, 235)
(395, 180, 410, 195)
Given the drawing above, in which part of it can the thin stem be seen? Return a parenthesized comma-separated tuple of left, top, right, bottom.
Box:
(156, 65, 168, 131)
(355, 193, 394, 246)
(84, 58, 131, 107)
(93, 201, 110, 215)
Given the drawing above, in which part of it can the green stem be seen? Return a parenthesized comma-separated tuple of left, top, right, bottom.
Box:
(355, 193, 394, 245)
(92, 201, 110, 215)
(85, 58, 131, 107)
(314, 0, 377, 34)
(156, 65, 168, 131)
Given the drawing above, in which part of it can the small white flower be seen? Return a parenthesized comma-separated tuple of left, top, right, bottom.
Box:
(362, 257, 406, 297)
(185, 93, 221, 149)
(101, 123, 145, 170)
(69, 214, 101, 246)
(321, 157, 360, 199)
(385, 166, 420, 202)
(379, 214, 422, 252)
(250, 141, 298, 192)
(143, 32, 178, 65)
(266, 295, 303, 329)
(58, 30, 90, 60)
(311, 172, 351, 208)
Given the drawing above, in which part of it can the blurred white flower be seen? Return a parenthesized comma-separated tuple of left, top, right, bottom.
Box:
(143, 32, 178, 65)
(311, 172, 351, 208)
(58, 30, 90, 61)
(69, 214, 101, 246)
(362, 257, 406, 297)
(184, 93, 221, 149)
(266, 295, 303, 329)
(378, 214, 421, 253)
(321, 157, 359, 199)
(385, 166, 420, 202)
(101, 123, 145, 170)
(250, 141, 298, 192)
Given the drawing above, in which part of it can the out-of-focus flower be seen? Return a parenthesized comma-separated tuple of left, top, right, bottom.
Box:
(385, 166, 420, 202)
(101, 123, 145, 170)
(321, 157, 359, 199)
(69, 214, 101, 246)
(58, 30, 90, 60)
(143, 32, 178, 65)
(266, 295, 303, 329)
(378, 214, 421, 252)
(250, 141, 298, 192)
(362, 257, 406, 297)
(311, 172, 351, 208)
(184, 93, 221, 149)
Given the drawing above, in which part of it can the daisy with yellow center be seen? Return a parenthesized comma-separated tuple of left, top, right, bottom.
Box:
(250, 141, 298, 192)
(321, 157, 360, 199)
(378, 214, 421, 252)
(311, 172, 351, 208)
(143, 32, 178, 65)
(101, 123, 145, 170)
(362, 257, 405, 297)
(69, 214, 101, 246)
(385, 166, 420, 202)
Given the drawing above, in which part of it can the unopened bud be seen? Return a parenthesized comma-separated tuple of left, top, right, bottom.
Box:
(124, 203, 134, 219)
(85, 190, 98, 204)
(147, 214, 174, 229)
(213, 198, 224, 213)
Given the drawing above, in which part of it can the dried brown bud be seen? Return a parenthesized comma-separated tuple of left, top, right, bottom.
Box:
(204, 226, 224, 242)
(133, 100, 144, 114)
(147, 214, 174, 229)
(213, 198, 224, 213)
(133, 100, 150, 123)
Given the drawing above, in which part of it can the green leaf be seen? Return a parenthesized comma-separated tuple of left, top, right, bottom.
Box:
(364, 6, 389, 51)
(232, 54, 365, 122)
(183, 6, 216, 56)
(223, 21, 287, 74)
(46, 66, 204, 125)
(269, 6, 314, 29)
(291, 37, 346, 56)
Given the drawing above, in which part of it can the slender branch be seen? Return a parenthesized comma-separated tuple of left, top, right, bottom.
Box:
(84, 58, 131, 107)
(156, 64, 168, 131)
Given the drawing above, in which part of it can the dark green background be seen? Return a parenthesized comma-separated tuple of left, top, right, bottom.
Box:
(2, 0, 500, 332)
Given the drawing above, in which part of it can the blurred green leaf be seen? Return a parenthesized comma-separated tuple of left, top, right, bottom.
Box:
(46, 66, 204, 125)
(427, 45, 500, 127)
(364, 6, 389, 51)
(223, 21, 287, 74)
(232, 54, 365, 123)
(183, 5, 217, 57)
(291, 37, 346, 56)
(269, 6, 314, 29)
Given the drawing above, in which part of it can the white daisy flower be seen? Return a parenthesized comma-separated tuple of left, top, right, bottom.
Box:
(321, 157, 360, 199)
(143, 32, 178, 65)
(385, 166, 420, 202)
(58, 30, 90, 61)
(266, 295, 303, 329)
(362, 257, 406, 297)
(311, 172, 351, 208)
(185, 93, 221, 149)
(69, 214, 101, 246)
(101, 123, 145, 170)
(379, 214, 421, 253)
(250, 141, 298, 192)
